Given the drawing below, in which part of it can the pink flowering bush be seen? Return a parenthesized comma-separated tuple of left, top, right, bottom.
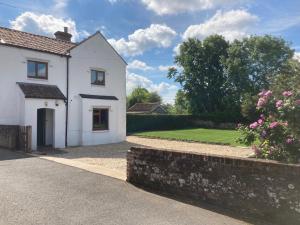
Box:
(238, 90, 300, 163)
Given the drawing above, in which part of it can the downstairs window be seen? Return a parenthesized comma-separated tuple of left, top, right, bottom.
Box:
(93, 108, 109, 131)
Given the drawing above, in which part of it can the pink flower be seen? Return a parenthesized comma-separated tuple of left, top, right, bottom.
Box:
(250, 122, 259, 129)
(295, 100, 300, 105)
(258, 119, 264, 125)
(269, 122, 279, 129)
(286, 138, 294, 144)
(257, 97, 267, 108)
(276, 100, 283, 109)
(281, 122, 288, 126)
(258, 90, 267, 97)
(264, 90, 272, 98)
(282, 91, 293, 97)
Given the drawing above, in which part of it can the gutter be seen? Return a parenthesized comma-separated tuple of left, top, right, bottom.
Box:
(65, 54, 70, 147)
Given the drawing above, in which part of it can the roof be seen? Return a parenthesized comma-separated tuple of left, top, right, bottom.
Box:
(79, 94, 118, 100)
(0, 26, 76, 56)
(127, 103, 166, 113)
(17, 82, 66, 100)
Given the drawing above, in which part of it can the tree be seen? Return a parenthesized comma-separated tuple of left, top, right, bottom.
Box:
(174, 90, 189, 114)
(127, 87, 163, 108)
(168, 35, 230, 114)
(270, 59, 300, 95)
(223, 35, 294, 117)
(148, 91, 162, 104)
(127, 87, 150, 108)
(169, 35, 294, 117)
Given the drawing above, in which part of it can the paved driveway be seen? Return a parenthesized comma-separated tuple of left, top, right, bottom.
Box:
(0, 148, 258, 225)
(40, 136, 252, 181)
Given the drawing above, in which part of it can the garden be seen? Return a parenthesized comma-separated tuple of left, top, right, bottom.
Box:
(127, 34, 300, 163)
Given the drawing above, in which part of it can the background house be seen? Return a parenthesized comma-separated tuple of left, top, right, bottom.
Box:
(127, 103, 167, 114)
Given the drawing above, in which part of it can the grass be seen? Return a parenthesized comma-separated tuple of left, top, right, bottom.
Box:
(133, 128, 245, 147)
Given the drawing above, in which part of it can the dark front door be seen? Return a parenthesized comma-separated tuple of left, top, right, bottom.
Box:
(37, 109, 46, 147)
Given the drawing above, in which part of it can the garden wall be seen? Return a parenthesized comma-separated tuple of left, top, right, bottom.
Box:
(127, 147, 300, 225)
(127, 113, 246, 133)
(0, 125, 32, 151)
(0, 125, 19, 149)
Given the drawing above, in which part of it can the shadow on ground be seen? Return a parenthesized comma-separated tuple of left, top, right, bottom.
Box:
(0, 148, 32, 161)
(131, 183, 271, 225)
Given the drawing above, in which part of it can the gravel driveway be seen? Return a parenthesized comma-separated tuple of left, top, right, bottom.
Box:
(42, 136, 252, 180)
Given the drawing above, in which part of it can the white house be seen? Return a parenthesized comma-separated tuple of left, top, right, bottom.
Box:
(0, 26, 127, 150)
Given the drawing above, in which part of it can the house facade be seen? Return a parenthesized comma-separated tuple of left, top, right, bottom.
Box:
(0, 27, 126, 150)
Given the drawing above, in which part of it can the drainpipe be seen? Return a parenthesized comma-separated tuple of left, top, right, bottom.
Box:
(65, 55, 70, 147)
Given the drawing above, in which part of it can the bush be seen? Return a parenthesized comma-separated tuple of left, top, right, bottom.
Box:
(238, 90, 300, 163)
(127, 111, 246, 133)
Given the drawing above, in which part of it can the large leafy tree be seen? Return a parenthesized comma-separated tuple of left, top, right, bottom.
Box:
(148, 91, 162, 103)
(223, 35, 294, 101)
(127, 87, 162, 108)
(174, 89, 190, 114)
(168, 35, 229, 114)
(169, 35, 294, 117)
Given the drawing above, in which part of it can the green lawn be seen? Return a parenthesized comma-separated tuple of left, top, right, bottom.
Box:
(133, 128, 244, 146)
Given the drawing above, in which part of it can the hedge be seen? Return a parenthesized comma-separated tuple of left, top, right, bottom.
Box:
(127, 112, 247, 133)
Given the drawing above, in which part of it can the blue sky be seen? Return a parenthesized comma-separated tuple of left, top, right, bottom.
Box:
(1, 0, 300, 103)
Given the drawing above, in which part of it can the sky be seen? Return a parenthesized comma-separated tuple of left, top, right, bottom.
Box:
(1, 0, 300, 103)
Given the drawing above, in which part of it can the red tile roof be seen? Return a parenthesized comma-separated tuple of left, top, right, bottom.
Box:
(128, 103, 166, 113)
(0, 26, 76, 56)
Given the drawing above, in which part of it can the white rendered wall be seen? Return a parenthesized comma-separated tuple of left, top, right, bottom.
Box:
(24, 99, 65, 150)
(80, 98, 123, 146)
(0, 45, 67, 125)
(68, 33, 127, 146)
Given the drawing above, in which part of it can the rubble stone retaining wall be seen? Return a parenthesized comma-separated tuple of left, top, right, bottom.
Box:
(127, 147, 300, 225)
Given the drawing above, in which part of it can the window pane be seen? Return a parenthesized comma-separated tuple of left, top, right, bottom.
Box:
(97, 71, 105, 85)
(27, 61, 36, 77)
(93, 109, 109, 130)
(101, 109, 109, 129)
(37, 63, 47, 77)
(91, 70, 105, 85)
(91, 70, 97, 84)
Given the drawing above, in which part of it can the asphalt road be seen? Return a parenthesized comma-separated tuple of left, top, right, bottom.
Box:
(0, 148, 252, 225)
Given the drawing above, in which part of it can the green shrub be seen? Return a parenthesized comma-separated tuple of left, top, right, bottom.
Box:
(127, 112, 246, 133)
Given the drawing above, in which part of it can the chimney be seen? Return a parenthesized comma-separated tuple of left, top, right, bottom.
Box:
(54, 27, 72, 42)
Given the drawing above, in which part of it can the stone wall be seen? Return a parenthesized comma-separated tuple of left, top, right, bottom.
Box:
(127, 147, 300, 225)
(0, 125, 19, 149)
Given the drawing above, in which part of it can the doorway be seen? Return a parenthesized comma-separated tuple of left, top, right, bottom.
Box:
(37, 108, 54, 147)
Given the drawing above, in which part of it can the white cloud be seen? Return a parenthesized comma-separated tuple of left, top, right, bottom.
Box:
(53, 0, 69, 11)
(141, 0, 248, 15)
(108, 24, 177, 56)
(127, 72, 178, 104)
(183, 10, 258, 42)
(127, 60, 154, 71)
(294, 52, 300, 62)
(10, 12, 89, 41)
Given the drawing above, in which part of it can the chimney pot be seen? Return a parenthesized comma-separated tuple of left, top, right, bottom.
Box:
(64, 27, 68, 33)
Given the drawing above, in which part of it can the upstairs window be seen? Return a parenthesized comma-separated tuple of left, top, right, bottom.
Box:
(27, 60, 48, 79)
(91, 70, 105, 86)
(93, 108, 109, 131)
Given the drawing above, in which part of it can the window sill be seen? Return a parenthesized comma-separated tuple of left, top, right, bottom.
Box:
(91, 84, 105, 88)
(92, 129, 109, 133)
(27, 77, 48, 82)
